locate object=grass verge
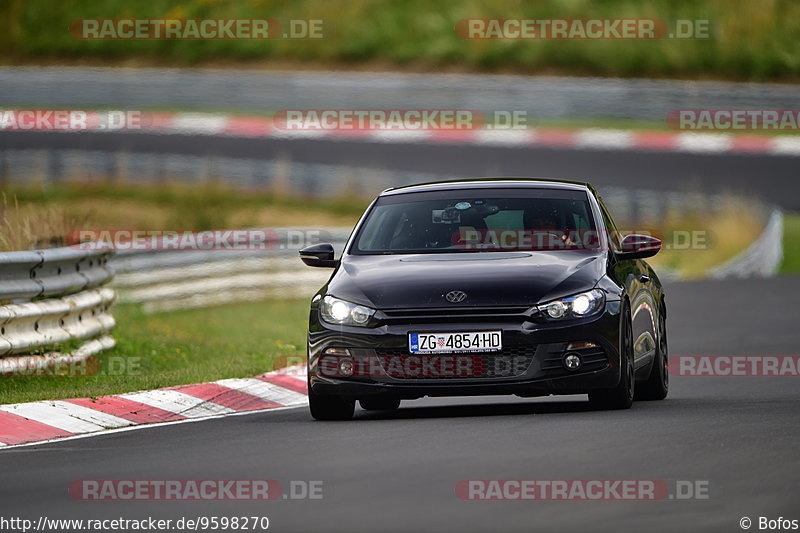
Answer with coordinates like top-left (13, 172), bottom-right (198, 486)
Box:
top-left (646, 196), bottom-right (765, 279)
top-left (780, 212), bottom-right (800, 273)
top-left (2, 181), bottom-right (365, 245)
top-left (0, 300), bottom-right (309, 405)
top-left (0, 194), bottom-right (90, 252)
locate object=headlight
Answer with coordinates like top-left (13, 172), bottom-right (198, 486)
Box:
top-left (538, 289), bottom-right (605, 320)
top-left (319, 295), bottom-right (376, 326)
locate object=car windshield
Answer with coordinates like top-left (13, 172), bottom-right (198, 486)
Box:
top-left (352, 188), bottom-right (599, 254)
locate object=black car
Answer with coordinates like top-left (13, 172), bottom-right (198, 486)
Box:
top-left (300, 178), bottom-right (668, 420)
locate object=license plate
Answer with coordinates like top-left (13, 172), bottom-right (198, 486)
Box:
top-left (409, 331), bottom-right (502, 354)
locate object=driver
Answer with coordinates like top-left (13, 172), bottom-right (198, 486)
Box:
top-left (525, 208), bottom-right (575, 249)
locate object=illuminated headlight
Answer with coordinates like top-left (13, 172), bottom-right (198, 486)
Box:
top-left (538, 289), bottom-right (605, 320)
top-left (320, 296), bottom-right (376, 326)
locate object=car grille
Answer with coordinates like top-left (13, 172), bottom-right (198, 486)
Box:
top-left (374, 343), bottom-right (535, 380)
top-left (379, 306), bottom-right (531, 324)
top-left (382, 306), bottom-right (530, 318)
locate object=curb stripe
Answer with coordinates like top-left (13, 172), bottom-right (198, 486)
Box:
top-left (120, 389), bottom-right (235, 418)
top-left (0, 401), bottom-right (133, 433)
top-left (575, 129), bottom-right (635, 150)
top-left (731, 135), bottom-right (773, 153)
top-left (223, 117), bottom-right (273, 137)
top-left (0, 365), bottom-right (309, 447)
top-left (170, 382), bottom-right (282, 412)
top-left (632, 132), bottom-right (679, 150)
top-left (220, 377), bottom-right (308, 406)
top-left (532, 129), bottom-right (579, 147)
top-left (676, 133), bottom-right (734, 153)
top-left (259, 373), bottom-right (308, 395)
top-left (0, 411), bottom-right (72, 445)
top-left (473, 129), bottom-right (533, 145)
top-left (0, 404), bottom-right (305, 450)
top-left (3, 111), bottom-right (798, 156)
top-left (771, 137), bottom-right (800, 155)
top-left (63, 396), bottom-right (186, 424)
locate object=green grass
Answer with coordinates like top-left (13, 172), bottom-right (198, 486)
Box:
top-left (780, 212), bottom-right (800, 273)
top-left (0, 300), bottom-right (310, 404)
top-left (1, 0), bottom-right (799, 81)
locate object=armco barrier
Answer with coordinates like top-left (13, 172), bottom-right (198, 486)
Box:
top-left (710, 209), bottom-right (784, 279)
top-left (0, 287), bottom-right (116, 355)
top-left (0, 247), bottom-right (113, 302)
top-left (109, 229), bottom-right (350, 312)
top-left (0, 247), bottom-right (116, 372)
top-left (0, 334), bottom-right (115, 376)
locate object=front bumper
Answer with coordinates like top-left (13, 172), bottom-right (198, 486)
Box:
top-left (308, 301), bottom-right (623, 399)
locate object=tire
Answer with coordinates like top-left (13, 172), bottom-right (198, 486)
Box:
top-left (308, 385), bottom-right (355, 421)
top-left (635, 310), bottom-right (669, 401)
top-left (589, 303), bottom-right (634, 410)
top-left (359, 397), bottom-right (401, 411)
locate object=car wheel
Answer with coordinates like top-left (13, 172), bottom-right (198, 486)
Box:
top-left (635, 310), bottom-right (669, 401)
top-left (359, 397), bottom-right (401, 411)
top-left (308, 384), bottom-right (355, 421)
top-left (589, 304), bottom-right (634, 410)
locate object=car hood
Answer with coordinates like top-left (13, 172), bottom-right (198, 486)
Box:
top-left (327, 251), bottom-right (607, 309)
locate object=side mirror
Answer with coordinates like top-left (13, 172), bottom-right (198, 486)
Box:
top-left (300, 243), bottom-right (339, 268)
top-left (617, 234), bottom-right (661, 259)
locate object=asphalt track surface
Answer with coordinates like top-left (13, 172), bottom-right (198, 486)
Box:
top-left (1, 276), bottom-right (798, 533)
top-left (3, 131), bottom-right (800, 209)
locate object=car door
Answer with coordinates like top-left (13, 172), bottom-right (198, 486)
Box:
top-left (597, 199), bottom-right (658, 371)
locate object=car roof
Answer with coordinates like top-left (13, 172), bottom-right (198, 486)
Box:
top-left (380, 177), bottom-right (593, 196)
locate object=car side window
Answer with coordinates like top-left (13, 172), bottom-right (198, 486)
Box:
top-left (598, 202), bottom-right (621, 250)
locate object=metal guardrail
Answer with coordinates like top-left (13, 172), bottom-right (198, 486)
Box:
top-left (0, 335), bottom-right (115, 376)
top-left (0, 247), bottom-right (114, 302)
top-left (109, 228), bottom-right (352, 272)
top-left (110, 231), bottom-right (350, 312)
top-left (710, 209), bottom-right (784, 279)
top-left (0, 246), bottom-right (116, 373)
top-left (0, 287), bottom-right (116, 355)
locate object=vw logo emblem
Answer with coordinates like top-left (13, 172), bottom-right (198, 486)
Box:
top-left (445, 290), bottom-right (468, 303)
